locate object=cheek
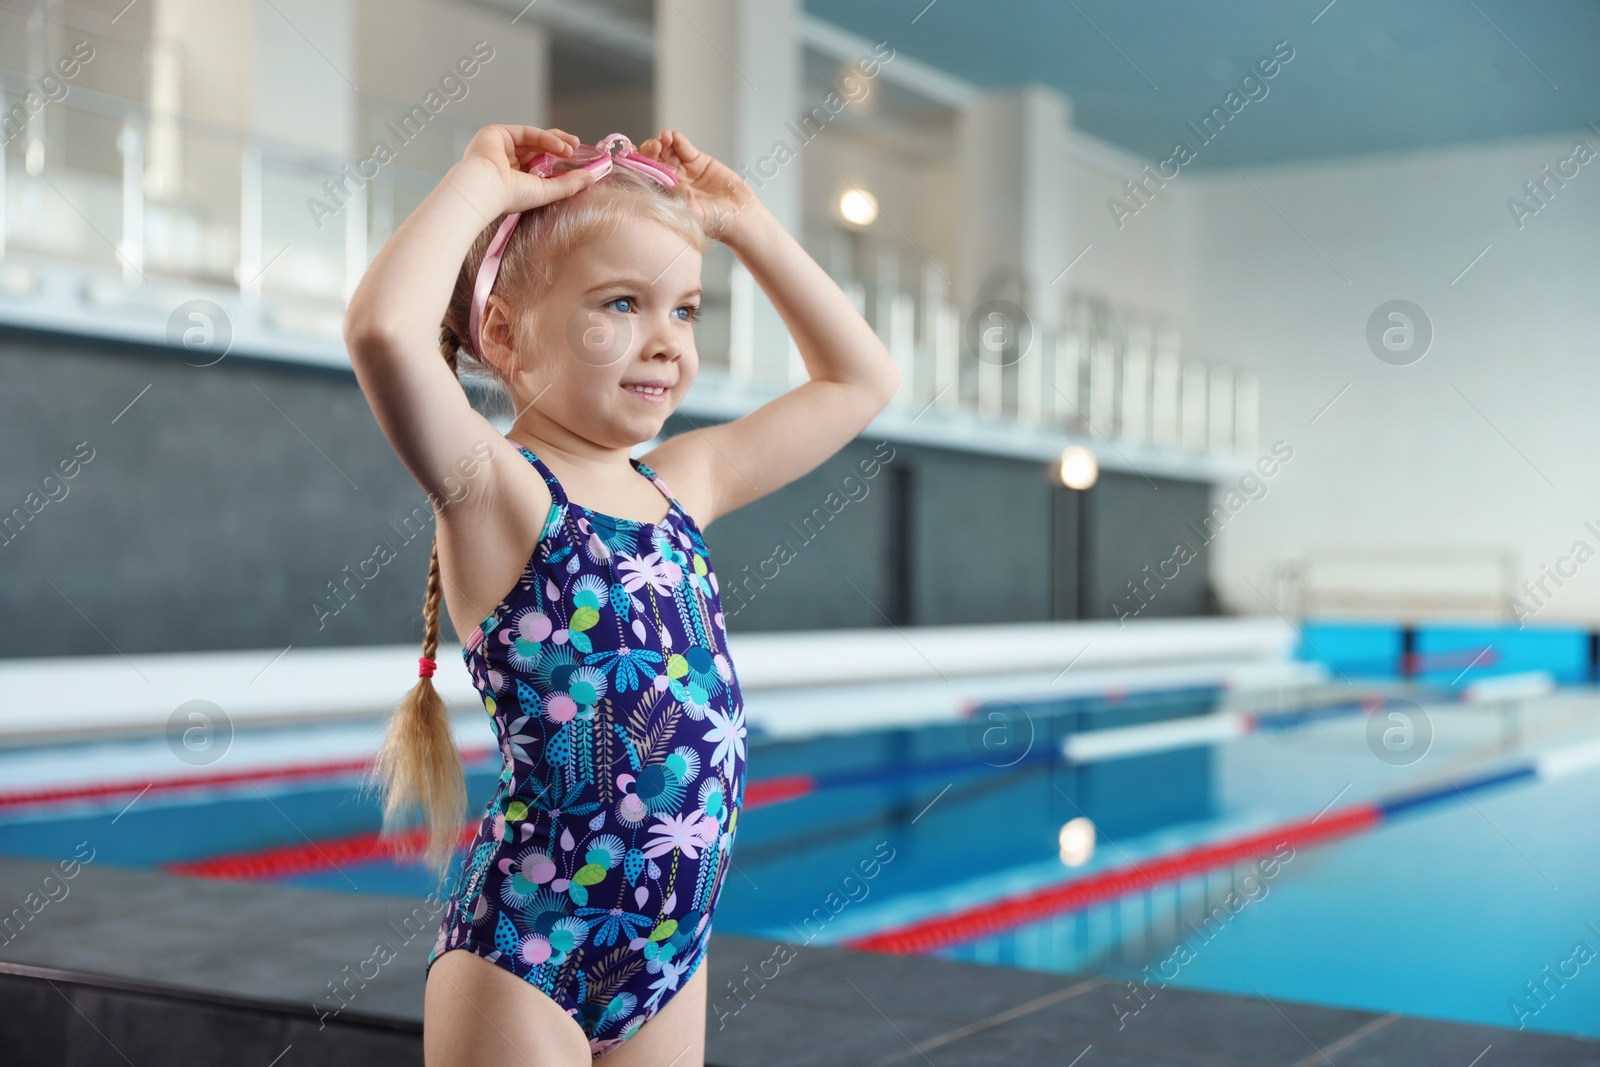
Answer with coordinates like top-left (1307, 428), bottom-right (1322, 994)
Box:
top-left (564, 308), bottom-right (636, 369)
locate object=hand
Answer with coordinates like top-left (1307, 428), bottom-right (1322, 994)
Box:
top-left (458, 124), bottom-right (597, 216)
top-left (638, 129), bottom-right (759, 242)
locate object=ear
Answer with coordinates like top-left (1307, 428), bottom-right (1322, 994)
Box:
top-left (479, 294), bottom-right (519, 372)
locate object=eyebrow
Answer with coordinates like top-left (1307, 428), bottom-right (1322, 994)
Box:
top-left (582, 280), bottom-right (703, 301)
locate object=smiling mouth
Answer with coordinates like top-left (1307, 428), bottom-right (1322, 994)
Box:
top-left (622, 383), bottom-right (671, 401)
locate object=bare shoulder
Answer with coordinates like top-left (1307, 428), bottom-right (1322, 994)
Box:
top-left (638, 430), bottom-right (726, 530)
top-left (433, 435), bottom-right (553, 645)
top-left (646, 381), bottom-right (896, 528)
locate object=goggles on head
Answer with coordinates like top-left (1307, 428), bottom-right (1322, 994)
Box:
top-left (468, 133), bottom-right (677, 363)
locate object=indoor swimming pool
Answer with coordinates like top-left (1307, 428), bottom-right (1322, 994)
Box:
top-left (2, 677), bottom-right (1596, 1040)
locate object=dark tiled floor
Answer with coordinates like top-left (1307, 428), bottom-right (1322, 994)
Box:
top-left (711, 940), bottom-right (1103, 1025)
top-left (0, 854), bottom-right (437, 1028)
top-left (3, 856), bottom-right (1598, 1066)
top-left (1320, 1015), bottom-right (1600, 1067)
top-left (968, 981), bottom-right (1384, 1063)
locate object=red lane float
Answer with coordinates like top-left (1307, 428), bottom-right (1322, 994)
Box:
top-left (0, 747), bottom-right (498, 813)
top-left (841, 805), bottom-right (1383, 955)
top-left (743, 772), bottom-right (815, 809)
top-left (845, 729), bottom-right (1596, 956)
top-left (166, 824), bottom-right (480, 881)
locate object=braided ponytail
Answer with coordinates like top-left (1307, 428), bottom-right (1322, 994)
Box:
top-left (361, 319), bottom-right (481, 885)
top-left (363, 158), bottom-right (711, 886)
top-left (365, 538), bottom-right (466, 885)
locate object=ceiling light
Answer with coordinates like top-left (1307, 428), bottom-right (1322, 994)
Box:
top-left (1059, 445), bottom-right (1098, 490)
top-left (839, 188), bottom-right (878, 227)
top-left (1059, 817), bottom-right (1096, 867)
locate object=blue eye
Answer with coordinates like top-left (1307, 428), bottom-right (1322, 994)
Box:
top-left (674, 304), bottom-right (702, 322)
top-left (606, 297), bottom-right (635, 314)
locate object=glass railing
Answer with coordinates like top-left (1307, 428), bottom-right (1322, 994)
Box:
top-left (1, 78), bottom-right (463, 338)
top-left (2, 81), bottom-right (1256, 457)
top-left (791, 220), bottom-right (1259, 456)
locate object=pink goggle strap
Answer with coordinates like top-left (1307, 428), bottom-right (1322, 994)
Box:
top-left (467, 133), bottom-right (677, 363)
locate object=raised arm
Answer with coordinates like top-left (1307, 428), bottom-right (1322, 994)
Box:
top-left (637, 130), bottom-right (901, 525)
top-left (342, 125), bottom-right (595, 504)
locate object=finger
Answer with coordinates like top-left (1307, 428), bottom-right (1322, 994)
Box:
top-left (666, 129), bottom-right (702, 162)
top-left (637, 137), bottom-right (661, 160)
top-left (493, 130), bottom-right (545, 170)
top-left (662, 129), bottom-right (710, 179)
top-left (515, 166), bottom-right (598, 208)
top-left (514, 141), bottom-right (557, 166)
top-left (641, 138), bottom-right (680, 173)
top-left (503, 125), bottom-right (576, 155)
top-left (655, 130), bottom-right (685, 169)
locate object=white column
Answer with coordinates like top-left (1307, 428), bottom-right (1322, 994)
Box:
top-left (354, 0), bottom-right (551, 132)
top-left (655, 0), bottom-right (802, 388)
top-left (0, 90), bottom-right (6, 260)
top-left (117, 120), bottom-right (145, 285)
top-left (249, 0), bottom-right (355, 159)
top-left (152, 0), bottom-right (356, 298)
top-left (955, 84), bottom-right (1072, 415)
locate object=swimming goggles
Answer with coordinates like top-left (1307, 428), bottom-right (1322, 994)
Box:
top-left (468, 132), bottom-right (677, 363)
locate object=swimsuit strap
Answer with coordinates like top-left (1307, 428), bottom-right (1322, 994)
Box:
top-left (629, 458), bottom-right (678, 508)
top-left (509, 438), bottom-right (679, 515)
top-left (510, 444), bottom-right (570, 507)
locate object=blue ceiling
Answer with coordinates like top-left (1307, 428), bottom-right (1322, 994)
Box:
top-left (804, 0), bottom-right (1600, 168)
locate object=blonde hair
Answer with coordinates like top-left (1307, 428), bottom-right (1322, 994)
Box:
top-left (366, 160), bottom-right (710, 885)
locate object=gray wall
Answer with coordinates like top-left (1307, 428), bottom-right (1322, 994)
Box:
top-left (2, 329), bottom-right (440, 657)
top-left (1, 329), bottom-right (1218, 657)
top-left (1079, 472), bottom-right (1217, 622)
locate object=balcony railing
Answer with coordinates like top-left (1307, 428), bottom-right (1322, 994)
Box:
top-left (2, 80), bottom-right (1256, 460)
top-left (792, 221), bottom-right (1259, 458)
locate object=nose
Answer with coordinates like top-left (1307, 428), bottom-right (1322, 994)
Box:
top-left (639, 313), bottom-right (687, 366)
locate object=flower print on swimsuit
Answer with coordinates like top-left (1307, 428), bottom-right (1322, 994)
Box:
top-left (585, 644), bottom-right (663, 694)
top-left (583, 512), bottom-right (642, 559)
top-left (643, 809), bottom-right (719, 860)
top-left (505, 607), bottom-right (553, 674)
top-left (566, 574), bottom-right (609, 655)
top-left (616, 547), bottom-right (677, 597)
top-left (575, 901), bottom-right (653, 947)
top-left (433, 443), bottom-right (746, 1054)
top-left (653, 526), bottom-right (689, 571)
top-left (666, 643), bottom-right (725, 708)
top-left (643, 953), bottom-right (692, 1013)
top-left (702, 702), bottom-right (746, 781)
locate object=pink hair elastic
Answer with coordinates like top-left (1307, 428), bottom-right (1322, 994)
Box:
top-left (467, 132), bottom-right (677, 363)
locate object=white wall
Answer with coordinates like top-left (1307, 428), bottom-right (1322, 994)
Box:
top-left (803, 127), bottom-right (959, 282)
top-left (1171, 130), bottom-right (1600, 621)
top-left (356, 0), bottom-right (550, 170)
top-left (1063, 130), bottom-right (1187, 320)
top-left (253, 0), bottom-right (356, 157)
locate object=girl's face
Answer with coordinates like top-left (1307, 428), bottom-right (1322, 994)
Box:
top-left (508, 214), bottom-right (704, 448)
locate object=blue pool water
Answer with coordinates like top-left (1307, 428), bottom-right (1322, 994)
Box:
top-left (3, 682), bottom-right (1597, 1041)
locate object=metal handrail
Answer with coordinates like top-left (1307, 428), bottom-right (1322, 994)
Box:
top-left (1270, 548), bottom-right (1519, 621)
top-left (4, 78), bottom-right (1260, 458)
top-left (0, 62), bottom-right (473, 193)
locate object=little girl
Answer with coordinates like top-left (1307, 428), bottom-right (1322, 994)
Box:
top-left (342, 124), bottom-right (898, 1066)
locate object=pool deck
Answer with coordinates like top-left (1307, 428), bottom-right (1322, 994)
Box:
top-left (1, 855), bottom-right (1595, 1066)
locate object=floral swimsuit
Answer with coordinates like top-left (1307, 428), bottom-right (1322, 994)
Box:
top-left (428, 441), bottom-right (748, 1057)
